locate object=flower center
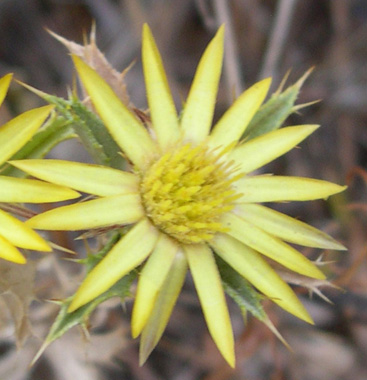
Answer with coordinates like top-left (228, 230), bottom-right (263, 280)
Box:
top-left (140, 143), bottom-right (241, 244)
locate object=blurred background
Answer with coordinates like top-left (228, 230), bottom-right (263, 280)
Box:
top-left (0, 0), bottom-right (366, 379)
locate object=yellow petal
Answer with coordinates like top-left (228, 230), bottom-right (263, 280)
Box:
top-left (184, 244), bottom-right (235, 368)
top-left (0, 177), bottom-right (80, 203)
top-left (209, 78), bottom-right (271, 148)
top-left (230, 125), bottom-right (319, 173)
top-left (139, 250), bottom-right (187, 365)
top-left (10, 159), bottom-right (139, 196)
top-left (72, 56), bottom-right (157, 169)
top-left (142, 24), bottom-right (179, 150)
top-left (236, 204), bottom-right (346, 250)
top-left (211, 233), bottom-right (313, 324)
top-left (0, 209), bottom-right (50, 251)
top-left (223, 212), bottom-right (325, 279)
top-left (181, 26), bottom-right (224, 144)
top-left (0, 235), bottom-right (26, 264)
top-left (0, 73), bottom-right (12, 108)
top-left (69, 219), bottom-right (159, 312)
top-left (235, 175), bottom-right (347, 203)
top-left (132, 234), bottom-right (179, 338)
top-left (27, 193), bottom-right (143, 231)
top-left (0, 105), bottom-right (54, 165)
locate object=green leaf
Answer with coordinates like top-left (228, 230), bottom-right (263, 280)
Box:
top-left (243, 70), bottom-right (312, 141)
top-left (1, 114), bottom-right (75, 178)
top-left (21, 85), bottom-right (126, 169)
top-left (216, 255), bottom-right (292, 349)
top-left (66, 95), bottom-right (126, 169)
top-left (215, 255), bottom-right (266, 321)
top-left (77, 231), bottom-right (122, 272)
top-left (32, 232), bottom-right (136, 365)
top-left (47, 94), bottom-right (125, 169)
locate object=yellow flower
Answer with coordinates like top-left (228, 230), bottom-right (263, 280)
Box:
top-left (0, 74), bottom-right (80, 264)
top-left (11, 25), bottom-right (346, 366)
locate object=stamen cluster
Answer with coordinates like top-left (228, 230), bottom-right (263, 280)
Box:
top-left (140, 144), bottom-right (241, 244)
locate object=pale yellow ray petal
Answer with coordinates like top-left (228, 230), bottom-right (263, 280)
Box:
top-left (0, 73), bottom-right (12, 108)
top-left (230, 125), bottom-right (319, 173)
top-left (72, 56), bottom-right (157, 169)
top-left (0, 235), bottom-right (26, 264)
top-left (235, 175), bottom-right (347, 203)
top-left (236, 204), bottom-right (346, 250)
top-left (184, 244), bottom-right (235, 368)
top-left (10, 159), bottom-right (139, 196)
top-left (27, 193), bottom-right (143, 231)
top-left (209, 78), bottom-right (271, 148)
top-left (139, 250), bottom-right (187, 365)
top-left (0, 209), bottom-right (50, 251)
top-left (223, 212), bottom-right (325, 279)
top-left (0, 177), bottom-right (80, 203)
top-left (180, 26), bottom-right (224, 144)
top-left (132, 234), bottom-right (179, 338)
top-left (0, 105), bottom-right (54, 165)
top-left (142, 24), bottom-right (179, 150)
top-left (210, 233), bottom-right (313, 323)
top-left (69, 219), bottom-right (159, 311)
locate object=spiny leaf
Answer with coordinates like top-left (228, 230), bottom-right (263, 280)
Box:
top-left (32, 271), bottom-right (135, 366)
top-left (215, 255), bottom-right (266, 321)
top-left (32, 233), bottom-right (136, 365)
top-left (1, 114), bottom-right (75, 178)
top-left (77, 232), bottom-right (122, 272)
top-left (276, 266), bottom-right (341, 304)
top-left (21, 84), bottom-right (125, 169)
top-left (67, 95), bottom-right (126, 169)
top-left (243, 69), bottom-right (313, 141)
top-left (216, 256), bottom-right (290, 349)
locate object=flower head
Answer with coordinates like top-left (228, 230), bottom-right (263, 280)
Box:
top-left (12, 25), bottom-right (346, 366)
top-left (0, 74), bottom-right (80, 264)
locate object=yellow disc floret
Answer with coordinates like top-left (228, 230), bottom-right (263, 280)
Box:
top-left (140, 143), bottom-right (242, 244)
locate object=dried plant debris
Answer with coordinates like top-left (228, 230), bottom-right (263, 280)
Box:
top-left (48, 26), bottom-right (131, 107)
top-left (0, 260), bottom-right (36, 347)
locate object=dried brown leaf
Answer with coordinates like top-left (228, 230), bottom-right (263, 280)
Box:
top-left (276, 268), bottom-right (341, 304)
top-left (48, 26), bottom-right (131, 107)
top-left (0, 260), bottom-right (36, 347)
